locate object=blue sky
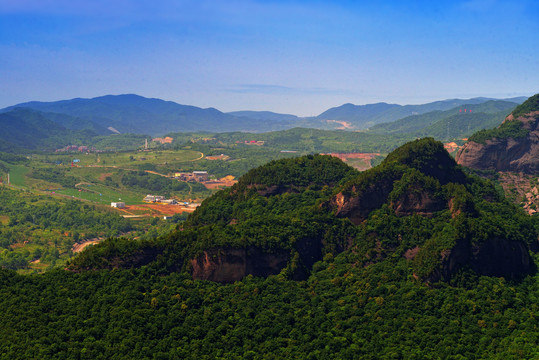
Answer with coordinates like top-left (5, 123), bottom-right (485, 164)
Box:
top-left (0, 0), bottom-right (537, 116)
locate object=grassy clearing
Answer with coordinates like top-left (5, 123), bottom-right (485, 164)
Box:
top-left (7, 165), bottom-right (29, 186)
top-left (34, 149), bottom-right (203, 168)
top-left (55, 186), bottom-right (145, 205)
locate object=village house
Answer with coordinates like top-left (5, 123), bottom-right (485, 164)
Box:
top-left (174, 171), bottom-right (209, 182)
top-left (193, 171), bottom-right (209, 182)
top-left (143, 195), bottom-right (166, 203)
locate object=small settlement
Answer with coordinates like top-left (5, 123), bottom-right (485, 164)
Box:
top-left (174, 171), bottom-right (209, 182)
top-left (109, 169), bottom-right (234, 216)
top-left (143, 195), bottom-right (179, 205)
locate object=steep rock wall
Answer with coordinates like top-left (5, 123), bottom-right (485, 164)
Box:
top-left (191, 247), bottom-right (289, 283)
top-left (330, 179), bottom-right (396, 225)
top-left (418, 237), bottom-right (534, 282)
top-left (391, 189), bottom-right (446, 217)
top-left (456, 112), bottom-right (539, 174)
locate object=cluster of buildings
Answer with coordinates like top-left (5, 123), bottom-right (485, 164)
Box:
top-left (143, 195), bottom-right (179, 205)
top-left (174, 171), bottom-right (209, 182)
top-left (152, 136), bottom-right (174, 144)
top-left (111, 197), bottom-right (199, 209)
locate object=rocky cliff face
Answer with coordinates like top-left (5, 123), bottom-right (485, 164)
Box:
top-left (330, 179), bottom-right (447, 223)
top-left (330, 178), bottom-right (397, 225)
top-left (414, 237), bottom-right (535, 282)
top-left (471, 237), bottom-right (534, 278)
top-left (391, 188), bottom-right (446, 217)
top-left (185, 138), bottom-right (537, 284)
top-left (190, 235), bottom-right (327, 283)
top-left (191, 247), bottom-right (289, 283)
top-left (325, 137), bottom-right (536, 283)
top-left (456, 111), bottom-right (539, 173)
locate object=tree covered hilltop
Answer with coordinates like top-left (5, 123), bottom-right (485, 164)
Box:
top-left (2, 138), bottom-right (539, 359)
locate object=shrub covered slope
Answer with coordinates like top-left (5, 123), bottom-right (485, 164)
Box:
top-left (2, 138), bottom-right (539, 359)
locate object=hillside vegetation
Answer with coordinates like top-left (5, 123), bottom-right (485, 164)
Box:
top-left (1, 138), bottom-right (539, 358)
top-left (3, 94), bottom-right (527, 136)
top-left (369, 100), bottom-right (517, 140)
top-left (0, 108), bottom-right (101, 152)
top-left (71, 138), bottom-right (537, 284)
top-left (511, 93), bottom-right (539, 118)
top-left (465, 94), bottom-right (539, 144)
top-left (468, 119), bottom-right (529, 144)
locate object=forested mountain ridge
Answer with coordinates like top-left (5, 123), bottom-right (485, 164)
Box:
top-left (316, 97), bottom-right (526, 130)
top-left (2, 94), bottom-right (294, 135)
top-left (226, 110), bottom-right (299, 122)
top-left (70, 138), bottom-right (537, 284)
top-left (327, 138), bottom-right (536, 281)
top-left (3, 137), bottom-right (539, 359)
top-left (0, 108), bottom-right (101, 152)
top-left (368, 100), bottom-right (518, 138)
top-left (2, 94), bottom-right (528, 135)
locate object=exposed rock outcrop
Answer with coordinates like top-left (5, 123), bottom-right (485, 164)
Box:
top-left (441, 238), bottom-right (533, 281)
top-left (391, 189), bottom-right (446, 217)
top-left (456, 110), bottom-right (539, 174)
top-left (190, 235), bottom-right (328, 283)
top-left (191, 247), bottom-right (289, 283)
top-left (330, 177), bottom-right (397, 225)
top-left (407, 236), bottom-right (535, 283)
top-left (330, 176), bottom-right (447, 223)
top-left (471, 237), bottom-right (534, 278)
top-left (326, 137), bottom-right (536, 283)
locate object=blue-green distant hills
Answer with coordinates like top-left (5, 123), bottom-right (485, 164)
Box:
top-left (3, 94), bottom-right (269, 135)
top-left (0, 94), bottom-right (528, 151)
top-left (0, 108), bottom-right (103, 152)
top-left (314, 97), bottom-right (526, 130)
top-left (368, 100), bottom-right (519, 139)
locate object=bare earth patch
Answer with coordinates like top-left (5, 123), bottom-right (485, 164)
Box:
top-left (142, 204), bottom-right (196, 215)
top-left (326, 120), bottom-right (353, 130)
top-left (98, 172), bottom-right (113, 181)
top-left (121, 204), bottom-right (198, 216)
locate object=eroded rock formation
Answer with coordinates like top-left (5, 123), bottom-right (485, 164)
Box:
top-left (191, 247), bottom-right (289, 283)
top-left (456, 111), bottom-right (539, 174)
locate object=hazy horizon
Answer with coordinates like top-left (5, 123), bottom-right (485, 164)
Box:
top-left (1, 0), bottom-right (537, 116)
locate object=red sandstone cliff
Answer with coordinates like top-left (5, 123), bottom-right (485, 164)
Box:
top-left (456, 111), bottom-right (539, 173)
top-left (191, 247), bottom-right (289, 283)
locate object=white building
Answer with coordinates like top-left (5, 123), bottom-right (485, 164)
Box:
top-left (143, 195), bottom-right (166, 203)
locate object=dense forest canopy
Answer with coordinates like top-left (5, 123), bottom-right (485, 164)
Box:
top-left (1, 137), bottom-right (539, 358)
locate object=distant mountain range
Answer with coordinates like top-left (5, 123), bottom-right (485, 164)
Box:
top-left (314, 97), bottom-right (527, 130)
top-left (227, 110), bottom-right (299, 123)
top-left (0, 108), bottom-right (101, 153)
top-left (368, 100), bottom-right (519, 139)
top-left (0, 94), bottom-right (528, 151)
top-left (2, 94), bottom-right (271, 135)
